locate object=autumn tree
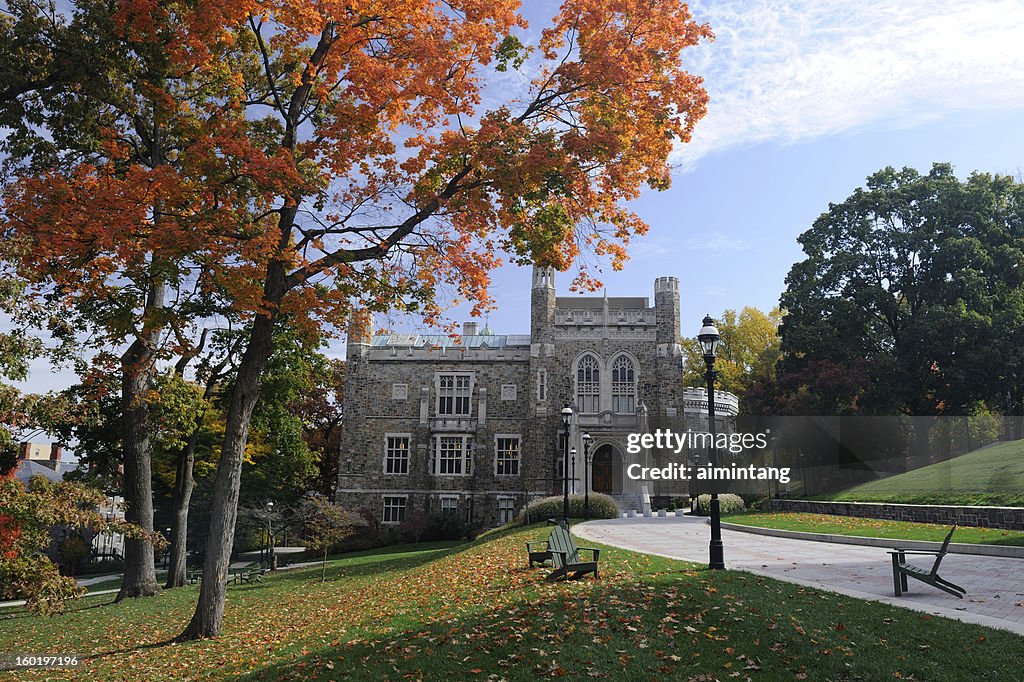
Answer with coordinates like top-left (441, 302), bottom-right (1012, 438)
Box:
top-left (1, 0), bottom-right (253, 599)
top-left (298, 494), bottom-right (364, 582)
top-left (682, 306), bottom-right (782, 406)
top-left (4, 0), bottom-right (713, 638)
top-left (0, 474), bottom-right (150, 614)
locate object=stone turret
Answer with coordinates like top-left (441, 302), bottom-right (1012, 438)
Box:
top-left (531, 265), bottom-right (556, 344)
top-left (346, 308), bottom-right (373, 361)
top-left (654, 277), bottom-right (680, 344)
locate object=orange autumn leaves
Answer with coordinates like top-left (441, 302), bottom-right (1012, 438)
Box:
top-left (4, 0), bottom-right (712, 335)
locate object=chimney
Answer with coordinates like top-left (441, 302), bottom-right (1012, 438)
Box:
top-left (50, 444), bottom-right (62, 462)
top-left (19, 442), bottom-right (30, 460)
top-left (463, 321), bottom-right (479, 336)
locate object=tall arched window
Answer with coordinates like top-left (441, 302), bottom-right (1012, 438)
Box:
top-left (611, 355), bottom-right (636, 414)
top-left (576, 355), bottom-right (601, 413)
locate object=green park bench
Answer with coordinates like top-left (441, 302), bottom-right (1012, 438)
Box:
top-left (887, 525), bottom-right (966, 599)
top-left (545, 525), bottom-right (601, 582)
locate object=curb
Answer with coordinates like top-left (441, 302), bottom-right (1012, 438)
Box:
top-left (720, 522), bottom-right (1024, 558)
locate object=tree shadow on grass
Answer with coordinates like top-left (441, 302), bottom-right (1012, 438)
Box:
top-left (267, 546), bottom-right (459, 585)
top-left (232, 566), bottom-right (1024, 682)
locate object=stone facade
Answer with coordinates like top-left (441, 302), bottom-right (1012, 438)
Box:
top-left (336, 267), bottom-right (738, 528)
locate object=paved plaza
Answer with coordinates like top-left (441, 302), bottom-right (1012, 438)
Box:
top-left (574, 516), bottom-right (1024, 635)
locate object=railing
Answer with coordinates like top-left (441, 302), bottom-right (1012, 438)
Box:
top-left (429, 416), bottom-right (477, 432)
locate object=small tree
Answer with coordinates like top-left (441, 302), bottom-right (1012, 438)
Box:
top-left (0, 474), bottom-right (152, 614)
top-left (299, 495), bottom-right (365, 582)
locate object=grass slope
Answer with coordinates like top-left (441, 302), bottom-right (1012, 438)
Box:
top-left (725, 512), bottom-right (1024, 546)
top-left (1, 527), bottom-right (1021, 680)
top-left (830, 440), bottom-right (1024, 506)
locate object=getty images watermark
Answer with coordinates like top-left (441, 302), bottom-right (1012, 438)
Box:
top-left (624, 429), bottom-right (791, 484)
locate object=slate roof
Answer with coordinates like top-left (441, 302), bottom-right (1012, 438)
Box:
top-left (14, 459), bottom-right (80, 485)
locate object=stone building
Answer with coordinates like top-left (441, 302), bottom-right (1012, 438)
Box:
top-left (335, 267), bottom-right (739, 528)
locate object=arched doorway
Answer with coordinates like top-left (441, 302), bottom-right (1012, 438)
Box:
top-left (592, 445), bottom-right (614, 493)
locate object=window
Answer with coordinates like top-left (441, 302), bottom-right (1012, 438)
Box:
top-left (384, 435), bottom-right (410, 474)
top-left (537, 369), bottom-right (547, 402)
top-left (495, 436), bottom-right (521, 476)
top-left (434, 435), bottom-right (472, 475)
top-left (382, 496), bottom-right (406, 524)
top-left (576, 354), bottom-right (601, 413)
top-left (440, 496), bottom-right (459, 514)
top-left (498, 498), bottom-right (515, 525)
top-left (611, 355), bottom-right (637, 414)
top-left (437, 373), bottom-right (472, 415)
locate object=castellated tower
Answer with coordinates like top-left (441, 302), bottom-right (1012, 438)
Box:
top-left (531, 265), bottom-right (556, 344)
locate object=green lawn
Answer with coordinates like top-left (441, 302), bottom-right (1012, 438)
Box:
top-left (1, 526), bottom-right (1021, 680)
top-left (827, 440), bottom-right (1024, 506)
top-left (725, 512), bottom-right (1024, 546)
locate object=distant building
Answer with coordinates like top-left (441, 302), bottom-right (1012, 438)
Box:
top-left (336, 267), bottom-right (739, 528)
top-left (14, 442), bottom-right (78, 485)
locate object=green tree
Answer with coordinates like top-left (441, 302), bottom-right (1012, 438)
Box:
top-left (778, 163), bottom-right (1024, 462)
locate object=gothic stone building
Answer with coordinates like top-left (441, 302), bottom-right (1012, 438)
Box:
top-left (336, 267), bottom-right (739, 528)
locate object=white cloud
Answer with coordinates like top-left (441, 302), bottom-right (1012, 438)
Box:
top-left (673, 0), bottom-right (1024, 168)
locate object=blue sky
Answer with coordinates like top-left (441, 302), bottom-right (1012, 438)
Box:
top-left (13, 0), bottom-right (1024, 391)
top-left (380, 0), bottom-right (1024, 341)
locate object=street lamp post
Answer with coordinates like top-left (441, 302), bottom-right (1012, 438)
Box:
top-left (582, 433), bottom-right (592, 519)
top-left (560, 402), bottom-right (573, 526)
top-left (698, 314), bottom-right (725, 570)
top-left (570, 448), bottom-right (577, 495)
top-left (266, 501), bottom-right (276, 571)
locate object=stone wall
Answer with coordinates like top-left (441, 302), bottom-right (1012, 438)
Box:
top-left (769, 499), bottom-right (1024, 531)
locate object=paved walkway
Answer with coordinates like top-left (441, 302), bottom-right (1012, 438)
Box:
top-left (574, 516), bottom-right (1024, 636)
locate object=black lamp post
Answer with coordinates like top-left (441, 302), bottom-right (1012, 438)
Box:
top-left (699, 314), bottom-right (725, 570)
top-left (570, 447), bottom-right (577, 495)
top-left (582, 433), bottom-right (592, 519)
top-left (266, 501), bottom-right (276, 571)
top-left (560, 402), bottom-right (573, 525)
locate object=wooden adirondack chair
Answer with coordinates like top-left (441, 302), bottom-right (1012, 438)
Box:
top-left (545, 525), bottom-right (600, 581)
top-left (887, 525), bottom-right (966, 598)
top-left (526, 537), bottom-right (552, 567)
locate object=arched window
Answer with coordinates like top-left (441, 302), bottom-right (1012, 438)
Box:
top-left (575, 354), bottom-right (601, 413)
top-left (611, 355), bottom-right (636, 414)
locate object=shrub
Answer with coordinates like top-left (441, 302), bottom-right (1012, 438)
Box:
top-left (424, 512), bottom-right (469, 541)
top-left (694, 493), bottom-right (745, 516)
top-left (517, 493), bottom-right (619, 523)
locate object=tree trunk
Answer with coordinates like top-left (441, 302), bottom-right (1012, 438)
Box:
top-left (115, 281), bottom-right (165, 601)
top-left (178, 309), bottom-right (278, 639)
top-left (116, 348), bottom-right (161, 600)
top-left (165, 429), bottom-right (198, 589)
top-left (322, 549), bottom-right (327, 583)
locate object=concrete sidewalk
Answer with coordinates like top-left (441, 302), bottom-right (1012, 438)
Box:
top-left (574, 517), bottom-right (1024, 636)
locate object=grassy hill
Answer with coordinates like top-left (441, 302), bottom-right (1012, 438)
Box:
top-left (830, 440), bottom-right (1024, 506)
top-left (2, 525), bottom-right (1022, 680)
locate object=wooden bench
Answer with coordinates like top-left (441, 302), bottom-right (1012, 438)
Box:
top-left (545, 525), bottom-right (600, 581)
top-left (526, 538), bottom-right (552, 567)
top-left (887, 525), bottom-right (965, 599)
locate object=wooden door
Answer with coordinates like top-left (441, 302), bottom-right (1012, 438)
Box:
top-left (592, 446), bottom-right (613, 493)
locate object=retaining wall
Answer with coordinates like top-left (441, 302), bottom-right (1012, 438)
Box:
top-left (769, 499), bottom-right (1024, 531)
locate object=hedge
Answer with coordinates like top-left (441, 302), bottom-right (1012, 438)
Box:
top-left (694, 493), bottom-right (746, 516)
top-left (518, 493), bottom-right (619, 522)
